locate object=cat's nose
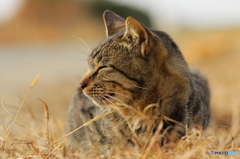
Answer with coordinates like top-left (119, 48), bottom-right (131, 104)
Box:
top-left (79, 70), bottom-right (91, 90)
top-left (79, 82), bottom-right (88, 89)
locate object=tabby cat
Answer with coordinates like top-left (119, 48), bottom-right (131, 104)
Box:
top-left (67, 10), bottom-right (210, 157)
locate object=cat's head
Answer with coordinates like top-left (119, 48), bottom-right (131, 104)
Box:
top-left (79, 10), bottom-right (188, 113)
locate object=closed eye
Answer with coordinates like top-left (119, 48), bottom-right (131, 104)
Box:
top-left (98, 66), bottom-right (107, 70)
top-left (91, 66), bottom-right (107, 78)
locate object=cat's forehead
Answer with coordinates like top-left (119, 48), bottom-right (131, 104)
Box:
top-left (88, 34), bottom-right (124, 67)
top-left (91, 33), bottom-right (120, 56)
top-left (90, 30), bottom-right (126, 56)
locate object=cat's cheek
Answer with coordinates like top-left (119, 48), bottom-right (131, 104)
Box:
top-left (104, 83), bottom-right (132, 105)
top-left (81, 89), bottom-right (92, 101)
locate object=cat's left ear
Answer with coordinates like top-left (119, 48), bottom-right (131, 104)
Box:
top-left (103, 10), bottom-right (125, 37)
top-left (123, 17), bottom-right (153, 56)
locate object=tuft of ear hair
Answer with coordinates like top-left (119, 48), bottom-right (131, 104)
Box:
top-left (124, 17), bottom-right (153, 56)
top-left (103, 10), bottom-right (125, 37)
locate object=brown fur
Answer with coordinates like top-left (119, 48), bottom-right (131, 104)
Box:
top-left (67, 10), bottom-right (211, 157)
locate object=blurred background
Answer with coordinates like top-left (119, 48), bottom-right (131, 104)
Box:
top-left (0, 0), bottom-right (240, 134)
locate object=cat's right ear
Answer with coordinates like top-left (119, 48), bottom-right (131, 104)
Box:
top-left (103, 10), bottom-right (125, 37)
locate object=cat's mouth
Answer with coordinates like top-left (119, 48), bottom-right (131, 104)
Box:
top-left (88, 92), bottom-right (116, 107)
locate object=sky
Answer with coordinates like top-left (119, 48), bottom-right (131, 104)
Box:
top-left (0, 0), bottom-right (23, 23)
top-left (1, 0), bottom-right (240, 30)
top-left (115, 0), bottom-right (240, 30)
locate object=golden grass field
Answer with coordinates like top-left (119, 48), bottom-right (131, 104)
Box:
top-left (1, 30), bottom-right (240, 158)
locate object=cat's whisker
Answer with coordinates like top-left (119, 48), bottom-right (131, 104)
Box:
top-left (75, 44), bottom-right (90, 59)
top-left (97, 93), bottom-right (127, 114)
top-left (94, 96), bottom-right (112, 116)
top-left (104, 89), bottom-right (154, 119)
top-left (72, 35), bottom-right (91, 52)
top-left (104, 89), bottom-right (139, 107)
top-left (88, 87), bottom-right (134, 112)
top-left (92, 91), bottom-right (118, 112)
top-left (132, 84), bottom-right (148, 90)
top-left (96, 95), bottom-right (121, 114)
top-left (104, 94), bottom-right (135, 116)
top-left (101, 96), bottom-right (122, 112)
top-left (95, 96), bottom-right (106, 106)
top-left (101, 95), bottom-right (139, 139)
top-left (96, 96), bottom-right (114, 112)
top-left (100, 95), bottom-right (140, 136)
top-left (78, 43), bottom-right (91, 55)
top-left (104, 87), bottom-right (158, 119)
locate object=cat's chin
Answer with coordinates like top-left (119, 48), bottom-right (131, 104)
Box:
top-left (89, 96), bottom-right (133, 111)
top-left (91, 97), bottom-right (123, 108)
top-left (92, 99), bottom-right (108, 107)
top-left (89, 97), bottom-right (112, 107)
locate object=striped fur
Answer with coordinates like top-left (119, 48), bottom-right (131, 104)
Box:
top-left (67, 10), bottom-right (211, 157)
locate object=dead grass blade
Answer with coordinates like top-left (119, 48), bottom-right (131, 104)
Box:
top-left (1, 97), bottom-right (40, 138)
top-left (45, 143), bottom-right (63, 159)
top-left (51, 109), bottom-right (114, 146)
top-left (163, 116), bottom-right (185, 129)
top-left (0, 74), bottom-right (40, 149)
top-left (38, 99), bottom-right (50, 143)
top-left (141, 120), bottom-right (164, 159)
top-left (216, 125), bottom-right (235, 149)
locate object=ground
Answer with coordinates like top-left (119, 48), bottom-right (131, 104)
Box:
top-left (0, 30), bottom-right (240, 158)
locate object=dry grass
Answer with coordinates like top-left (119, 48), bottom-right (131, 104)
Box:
top-left (1, 31), bottom-right (240, 158)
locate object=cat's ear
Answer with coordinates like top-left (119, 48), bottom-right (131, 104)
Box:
top-left (124, 17), bottom-right (153, 56)
top-left (103, 10), bottom-right (125, 37)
